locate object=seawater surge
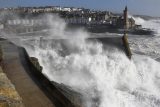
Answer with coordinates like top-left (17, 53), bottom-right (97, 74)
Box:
top-left (20, 15), bottom-right (160, 107)
top-left (23, 37), bottom-right (160, 107)
top-left (132, 16), bottom-right (160, 36)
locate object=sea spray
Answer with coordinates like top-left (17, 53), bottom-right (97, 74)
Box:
top-left (23, 37), bottom-right (160, 107)
top-left (132, 16), bottom-right (160, 35)
top-left (21, 15), bottom-right (160, 107)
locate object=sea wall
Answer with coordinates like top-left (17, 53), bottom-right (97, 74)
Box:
top-left (20, 47), bottom-right (83, 107)
top-left (0, 44), bottom-right (24, 107)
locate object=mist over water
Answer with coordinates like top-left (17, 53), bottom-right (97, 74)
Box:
top-left (132, 16), bottom-right (160, 35)
top-left (20, 15), bottom-right (160, 107)
top-left (24, 37), bottom-right (160, 107)
top-left (128, 16), bottom-right (160, 60)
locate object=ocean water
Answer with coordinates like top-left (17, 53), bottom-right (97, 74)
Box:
top-left (14, 15), bottom-right (160, 107)
top-left (129, 16), bottom-right (160, 60)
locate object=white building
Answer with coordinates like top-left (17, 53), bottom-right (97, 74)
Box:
top-left (54, 6), bottom-right (62, 11)
top-left (62, 7), bottom-right (71, 12)
top-left (32, 8), bottom-right (44, 13)
top-left (71, 8), bottom-right (79, 11)
top-left (44, 7), bottom-right (54, 12)
top-left (7, 19), bottom-right (45, 26)
top-left (65, 17), bottom-right (89, 24)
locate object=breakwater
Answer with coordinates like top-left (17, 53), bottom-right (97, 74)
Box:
top-left (0, 38), bottom-right (85, 107)
top-left (0, 39), bottom-right (24, 107)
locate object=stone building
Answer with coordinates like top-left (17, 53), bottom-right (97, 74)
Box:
top-left (123, 6), bottom-right (129, 29)
top-left (116, 6), bottom-right (136, 29)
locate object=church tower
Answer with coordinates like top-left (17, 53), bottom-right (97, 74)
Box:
top-left (122, 6), bottom-right (132, 59)
top-left (123, 6), bottom-right (129, 30)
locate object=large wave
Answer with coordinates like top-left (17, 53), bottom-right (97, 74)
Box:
top-left (21, 15), bottom-right (160, 107)
top-left (23, 37), bottom-right (160, 107)
top-left (132, 16), bottom-right (160, 35)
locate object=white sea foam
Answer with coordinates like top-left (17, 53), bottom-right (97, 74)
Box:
top-left (1, 11), bottom-right (160, 107)
top-left (23, 37), bottom-right (160, 107)
top-left (132, 16), bottom-right (160, 35)
top-left (21, 15), bottom-right (160, 107)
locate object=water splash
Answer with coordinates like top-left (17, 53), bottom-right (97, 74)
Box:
top-left (21, 14), bottom-right (160, 107)
top-left (132, 16), bottom-right (160, 35)
top-left (22, 36), bottom-right (160, 107)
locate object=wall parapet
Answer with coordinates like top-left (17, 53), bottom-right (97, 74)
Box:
top-left (21, 47), bottom-right (84, 107)
top-left (0, 45), bottom-right (24, 107)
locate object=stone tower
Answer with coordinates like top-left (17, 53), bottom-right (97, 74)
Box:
top-left (123, 6), bottom-right (129, 30)
top-left (122, 6), bottom-right (132, 59)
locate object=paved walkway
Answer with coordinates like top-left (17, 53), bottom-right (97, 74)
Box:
top-left (0, 39), bottom-right (55, 107)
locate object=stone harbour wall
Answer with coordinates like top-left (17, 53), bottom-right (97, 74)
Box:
top-left (0, 45), bottom-right (25, 107)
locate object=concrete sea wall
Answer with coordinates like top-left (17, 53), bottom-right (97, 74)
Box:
top-left (20, 47), bottom-right (83, 107)
top-left (0, 44), bottom-right (24, 107)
